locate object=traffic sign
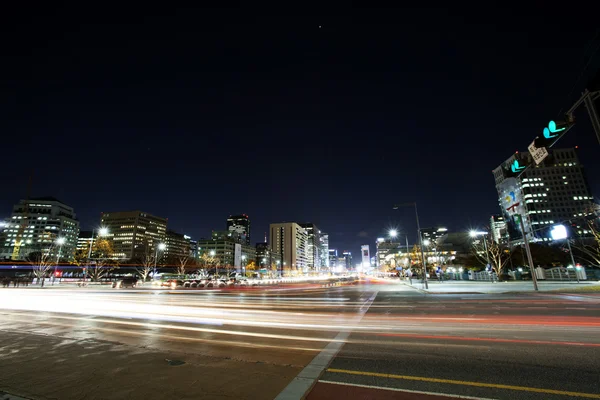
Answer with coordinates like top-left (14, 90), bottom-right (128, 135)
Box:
top-left (528, 140), bottom-right (548, 165)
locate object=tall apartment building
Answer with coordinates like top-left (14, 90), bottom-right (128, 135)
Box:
top-left (227, 214), bottom-right (251, 245)
top-left (0, 197), bottom-right (79, 261)
top-left (100, 211), bottom-right (167, 260)
top-left (269, 222), bottom-right (308, 273)
top-left (492, 148), bottom-right (595, 242)
top-left (299, 223), bottom-right (320, 271)
top-left (328, 249), bottom-right (338, 270)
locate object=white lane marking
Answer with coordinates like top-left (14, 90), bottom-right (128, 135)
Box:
top-left (317, 380), bottom-right (498, 400)
top-left (274, 292), bottom-right (378, 400)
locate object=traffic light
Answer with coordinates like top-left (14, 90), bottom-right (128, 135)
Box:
top-left (534, 119), bottom-right (574, 149)
top-left (504, 152), bottom-right (530, 178)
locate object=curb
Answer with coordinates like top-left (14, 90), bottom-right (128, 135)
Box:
top-left (0, 391), bottom-right (32, 400)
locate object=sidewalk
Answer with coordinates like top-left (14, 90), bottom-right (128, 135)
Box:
top-left (402, 279), bottom-right (600, 294)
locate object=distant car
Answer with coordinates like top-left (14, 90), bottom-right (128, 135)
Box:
top-left (113, 277), bottom-right (138, 289)
top-left (166, 279), bottom-right (184, 289)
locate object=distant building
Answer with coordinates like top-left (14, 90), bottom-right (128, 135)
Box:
top-left (328, 249), bottom-right (338, 270)
top-left (255, 242), bottom-right (282, 275)
top-left (490, 215), bottom-right (508, 243)
top-left (299, 223), bottom-right (320, 271)
top-left (197, 237), bottom-right (255, 273)
top-left (342, 251), bottom-right (352, 270)
top-left (420, 227), bottom-right (448, 246)
top-left (269, 222), bottom-right (308, 273)
top-left (376, 239), bottom-right (403, 268)
top-left (164, 230), bottom-right (192, 259)
top-left (319, 232), bottom-right (329, 269)
top-left (77, 230), bottom-right (93, 252)
top-left (100, 211), bottom-right (167, 260)
top-left (492, 147), bottom-right (595, 242)
top-left (1, 197), bottom-right (80, 261)
top-left (227, 214), bottom-right (251, 245)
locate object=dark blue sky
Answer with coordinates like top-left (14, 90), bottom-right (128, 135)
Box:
top-left (2, 4), bottom-right (600, 255)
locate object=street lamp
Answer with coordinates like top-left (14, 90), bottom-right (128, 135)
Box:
top-left (209, 250), bottom-right (216, 275)
top-left (393, 202), bottom-right (428, 289)
top-left (85, 227), bottom-right (109, 282)
top-left (551, 224), bottom-right (579, 283)
top-left (388, 229), bottom-right (398, 239)
top-left (469, 230), bottom-right (491, 269)
top-left (54, 237), bottom-right (66, 285)
top-left (241, 255), bottom-right (246, 276)
top-left (153, 242), bottom-right (166, 279)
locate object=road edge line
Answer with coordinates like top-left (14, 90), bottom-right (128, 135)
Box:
top-left (274, 291), bottom-right (378, 400)
top-left (316, 380), bottom-right (498, 400)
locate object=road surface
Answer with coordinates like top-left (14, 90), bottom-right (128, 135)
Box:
top-left (0, 279), bottom-right (599, 399)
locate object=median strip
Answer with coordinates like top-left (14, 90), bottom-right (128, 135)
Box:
top-left (326, 368), bottom-right (600, 399)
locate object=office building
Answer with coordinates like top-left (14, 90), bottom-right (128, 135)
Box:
top-left (1, 197), bottom-right (79, 261)
top-left (492, 147), bottom-right (595, 242)
top-left (490, 215), bottom-right (508, 244)
top-left (77, 230), bottom-right (93, 253)
top-left (328, 249), bottom-right (338, 270)
top-left (299, 223), bottom-right (320, 271)
top-left (269, 222), bottom-right (308, 273)
top-left (319, 232), bottom-right (329, 269)
top-left (255, 242), bottom-right (282, 274)
top-left (197, 237), bottom-right (255, 272)
top-left (100, 211), bottom-right (167, 260)
top-left (212, 230), bottom-right (246, 244)
top-left (342, 251), bottom-right (352, 270)
top-left (227, 214), bottom-right (251, 245)
top-left (164, 230), bottom-right (192, 259)
top-left (420, 227), bottom-right (448, 246)
top-left (376, 238), bottom-right (403, 268)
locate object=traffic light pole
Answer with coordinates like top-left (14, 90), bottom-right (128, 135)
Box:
top-left (566, 89), bottom-right (600, 146)
top-left (518, 215), bottom-right (538, 291)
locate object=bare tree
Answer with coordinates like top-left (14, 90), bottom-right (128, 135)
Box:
top-left (27, 250), bottom-right (56, 288)
top-left (135, 249), bottom-right (156, 283)
top-left (571, 220), bottom-right (600, 265)
top-left (177, 254), bottom-right (190, 276)
top-left (471, 235), bottom-right (510, 277)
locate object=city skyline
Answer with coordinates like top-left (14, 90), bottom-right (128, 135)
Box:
top-left (2, 5), bottom-right (600, 258)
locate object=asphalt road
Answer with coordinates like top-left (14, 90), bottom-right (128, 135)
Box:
top-left (0, 279), bottom-right (599, 399)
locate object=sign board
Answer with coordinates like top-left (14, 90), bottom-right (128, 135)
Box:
top-left (528, 140), bottom-right (548, 165)
top-left (361, 245), bottom-right (370, 267)
top-left (497, 177), bottom-right (525, 216)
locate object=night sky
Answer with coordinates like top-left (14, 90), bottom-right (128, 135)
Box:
top-left (2, 4), bottom-right (600, 256)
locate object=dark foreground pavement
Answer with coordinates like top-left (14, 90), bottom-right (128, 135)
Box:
top-left (1, 279), bottom-right (599, 399)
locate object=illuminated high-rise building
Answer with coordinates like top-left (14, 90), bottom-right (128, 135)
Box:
top-left (269, 222), bottom-right (308, 273)
top-left (100, 211), bottom-right (167, 260)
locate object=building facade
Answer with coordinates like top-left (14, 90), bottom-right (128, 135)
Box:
top-left (490, 215), bottom-right (508, 244)
top-left (299, 223), bottom-right (320, 271)
top-left (77, 230), bottom-right (93, 253)
top-left (227, 214), bottom-right (251, 245)
top-left (493, 148), bottom-right (595, 242)
top-left (100, 211), bottom-right (167, 260)
top-left (255, 242), bottom-right (282, 274)
top-left (328, 249), bottom-right (338, 270)
top-left (164, 230), bottom-right (192, 259)
top-left (1, 197), bottom-right (79, 261)
top-left (269, 222), bottom-right (308, 273)
top-left (319, 232), bottom-right (329, 269)
top-left (196, 237), bottom-right (255, 272)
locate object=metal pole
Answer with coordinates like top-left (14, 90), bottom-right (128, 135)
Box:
top-left (518, 215), bottom-right (538, 291)
top-left (85, 229), bottom-right (95, 283)
top-left (582, 90), bottom-right (600, 146)
top-left (53, 244), bottom-right (62, 285)
top-left (565, 237), bottom-right (579, 283)
top-left (153, 246), bottom-right (158, 279)
top-left (414, 203), bottom-right (428, 289)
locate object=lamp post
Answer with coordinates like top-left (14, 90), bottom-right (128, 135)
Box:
top-left (393, 203), bottom-right (428, 289)
top-left (469, 231), bottom-right (491, 268)
top-left (210, 250), bottom-right (216, 275)
top-left (241, 255), bottom-right (246, 276)
top-left (54, 237), bottom-right (66, 285)
top-left (551, 225), bottom-right (579, 283)
top-left (86, 227), bottom-right (108, 283)
top-left (154, 243), bottom-right (166, 279)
